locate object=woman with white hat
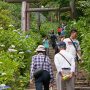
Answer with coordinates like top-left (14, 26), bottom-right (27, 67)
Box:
top-left (30, 45), bottom-right (54, 90)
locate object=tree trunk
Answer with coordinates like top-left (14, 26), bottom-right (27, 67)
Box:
top-left (70, 0), bottom-right (76, 19)
top-left (37, 4), bottom-right (41, 31)
top-left (58, 5), bottom-right (61, 24)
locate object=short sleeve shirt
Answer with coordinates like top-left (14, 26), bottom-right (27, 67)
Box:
top-left (63, 38), bottom-right (81, 58)
top-left (43, 39), bottom-right (49, 48)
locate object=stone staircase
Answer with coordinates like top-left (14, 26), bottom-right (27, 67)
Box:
top-left (28, 46), bottom-right (90, 90)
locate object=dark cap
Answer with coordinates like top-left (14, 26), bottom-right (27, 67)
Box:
top-left (58, 41), bottom-right (66, 48)
top-left (70, 28), bottom-right (78, 34)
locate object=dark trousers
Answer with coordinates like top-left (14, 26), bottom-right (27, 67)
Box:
top-left (52, 42), bottom-right (56, 49)
top-left (58, 32), bottom-right (61, 36)
top-left (45, 48), bottom-right (49, 56)
top-left (35, 70), bottom-right (50, 90)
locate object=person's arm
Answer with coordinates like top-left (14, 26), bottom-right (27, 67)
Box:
top-left (48, 57), bottom-right (54, 83)
top-left (54, 55), bottom-right (62, 73)
top-left (43, 39), bottom-right (45, 43)
top-left (77, 41), bottom-right (82, 60)
top-left (71, 56), bottom-right (75, 73)
top-left (70, 56), bottom-right (75, 76)
top-left (77, 50), bottom-right (82, 60)
top-left (30, 57), bottom-right (35, 81)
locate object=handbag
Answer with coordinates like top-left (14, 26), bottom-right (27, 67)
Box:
top-left (33, 68), bottom-right (43, 78)
top-left (33, 55), bottom-right (46, 78)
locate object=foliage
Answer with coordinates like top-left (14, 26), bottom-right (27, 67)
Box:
top-left (40, 22), bottom-right (59, 37)
top-left (0, 51), bottom-right (19, 89)
top-left (8, 4), bottom-right (21, 28)
top-left (40, 0), bottom-right (70, 7)
top-left (0, 1), bottom-right (13, 29)
top-left (0, 1), bottom-right (21, 29)
top-left (0, 27), bottom-right (42, 89)
top-left (66, 0), bottom-right (90, 75)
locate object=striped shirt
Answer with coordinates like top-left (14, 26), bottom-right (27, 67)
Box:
top-left (30, 53), bottom-right (54, 82)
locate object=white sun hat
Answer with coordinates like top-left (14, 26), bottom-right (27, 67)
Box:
top-left (36, 45), bottom-right (45, 52)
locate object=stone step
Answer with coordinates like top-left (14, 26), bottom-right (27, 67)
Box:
top-left (49, 51), bottom-right (55, 53)
top-left (49, 54), bottom-right (54, 55)
top-left (76, 81), bottom-right (89, 84)
top-left (29, 80), bottom-right (90, 89)
top-left (75, 81), bottom-right (89, 87)
top-left (76, 77), bottom-right (87, 81)
top-left (49, 57), bottom-right (54, 59)
top-left (49, 54), bottom-right (54, 56)
top-left (75, 86), bottom-right (90, 90)
top-left (27, 86), bottom-right (90, 90)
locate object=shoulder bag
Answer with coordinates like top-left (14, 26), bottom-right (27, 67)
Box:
top-left (33, 55), bottom-right (46, 78)
top-left (69, 38), bottom-right (81, 62)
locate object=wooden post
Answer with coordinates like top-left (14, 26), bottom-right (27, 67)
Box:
top-left (26, 7), bottom-right (70, 12)
top-left (37, 5), bottom-right (41, 31)
top-left (55, 11), bottom-right (59, 22)
top-left (26, 3), bottom-right (30, 31)
top-left (70, 0), bottom-right (76, 19)
top-left (37, 12), bottom-right (41, 31)
top-left (21, 1), bottom-right (27, 31)
top-left (58, 6), bottom-right (61, 24)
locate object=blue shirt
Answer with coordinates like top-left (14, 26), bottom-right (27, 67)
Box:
top-left (43, 39), bottom-right (49, 48)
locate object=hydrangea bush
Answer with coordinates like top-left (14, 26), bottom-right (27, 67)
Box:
top-left (0, 27), bottom-right (42, 89)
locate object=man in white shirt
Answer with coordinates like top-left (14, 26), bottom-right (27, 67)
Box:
top-left (54, 41), bottom-right (75, 90)
top-left (63, 29), bottom-right (81, 61)
top-left (63, 29), bottom-right (81, 76)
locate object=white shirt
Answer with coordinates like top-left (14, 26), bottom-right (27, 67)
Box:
top-left (63, 38), bottom-right (81, 58)
top-left (54, 50), bottom-right (75, 73)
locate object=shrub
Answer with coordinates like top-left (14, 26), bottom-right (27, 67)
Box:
top-left (0, 28), bottom-right (42, 89)
top-left (40, 22), bottom-right (59, 37)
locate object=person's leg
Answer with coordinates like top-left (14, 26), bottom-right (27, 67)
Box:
top-left (62, 69), bottom-right (71, 90)
top-left (61, 80), bottom-right (66, 90)
top-left (43, 81), bottom-right (49, 90)
top-left (35, 76), bottom-right (43, 90)
top-left (56, 73), bottom-right (66, 90)
top-left (58, 32), bottom-right (59, 36)
top-left (58, 32), bottom-right (61, 36)
top-left (75, 61), bottom-right (78, 76)
top-left (56, 73), bottom-right (62, 90)
top-left (52, 43), bottom-right (55, 49)
top-left (66, 77), bottom-right (75, 90)
top-left (42, 71), bottom-right (50, 90)
top-left (47, 48), bottom-right (49, 56)
top-left (53, 42), bottom-right (56, 49)
top-left (45, 48), bottom-right (49, 56)
top-left (71, 77), bottom-right (75, 90)
top-left (45, 48), bottom-right (47, 55)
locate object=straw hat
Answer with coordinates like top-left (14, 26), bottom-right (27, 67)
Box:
top-left (36, 45), bottom-right (45, 52)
